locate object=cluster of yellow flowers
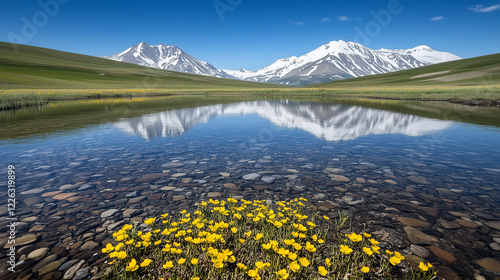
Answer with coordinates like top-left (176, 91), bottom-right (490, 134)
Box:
top-left (102, 197), bottom-right (435, 279)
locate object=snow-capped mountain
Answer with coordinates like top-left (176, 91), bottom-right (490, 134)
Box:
top-left (115, 100), bottom-right (452, 141)
top-left (105, 40), bottom-right (461, 86)
top-left (104, 42), bottom-right (233, 79)
top-left (379, 45), bottom-right (461, 64)
top-left (223, 40), bottom-right (461, 86)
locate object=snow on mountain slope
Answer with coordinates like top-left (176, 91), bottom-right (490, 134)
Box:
top-left (223, 41), bottom-right (461, 86)
top-left (104, 42), bottom-right (234, 79)
top-left (105, 40), bottom-right (461, 86)
top-left (379, 45), bottom-right (462, 64)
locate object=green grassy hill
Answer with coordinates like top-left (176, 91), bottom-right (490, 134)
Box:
top-left (308, 53), bottom-right (500, 88)
top-left (0, 42), bottom-right (280, 89)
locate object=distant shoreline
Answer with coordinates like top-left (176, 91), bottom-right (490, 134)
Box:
top-left (1, 88), bottom-right (500, 111)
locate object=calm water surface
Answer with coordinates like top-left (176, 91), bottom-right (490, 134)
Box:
top-left (1, 96), bottom-right (499, 279)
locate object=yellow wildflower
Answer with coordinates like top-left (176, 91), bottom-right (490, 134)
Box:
top-left (178, 258), bottom-right (186, 264)
top-left (340, 245), bottom-right (353, 255)
top-left (325, 258), bottom-right (331, 266)
top-left (298, 257), bottom-right (310, 267)
top-left (305, 242), bottom-right (316, 252)
top-left (369, 238), bottom-right (379, 245)
top-left (361, 266), bottom-right (370, 273)
top-left (254, 233), bottom-right (263, 240)
top-left (144, 217), bottom-right (156, 225)
top-left (247, 269), bottom-right (259, 278)
top-left (116, 251), bottom-right (127, 259)
top-left (389, 256), bottom-right (402, 266)
top-left (290, 261), bottom-right (301, 272)
top-left (163, 261), bottom-right (174, 269)
top-left (125, 259), bottom-right (139, 272)
top-left (347, 232), bottom-right (362, 242)
top-left (102, 243), bottom-right (114, 253)
top-left (418, 261), bottom-right (433, 272)
top-left (318, 266), bottom-right (328, 276)
top-left (363, 247), bottom-right (373, 256)
top-left (140, 259), bottom-right (152, 267)
top-left (275, 268), bottom-right (289, 279)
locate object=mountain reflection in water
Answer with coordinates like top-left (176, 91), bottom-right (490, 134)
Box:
top-left (114, 100), bottom-right (453, 141)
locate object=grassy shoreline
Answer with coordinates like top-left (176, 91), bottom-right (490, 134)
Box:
top-left (1, 86), bottom-right (499, 111)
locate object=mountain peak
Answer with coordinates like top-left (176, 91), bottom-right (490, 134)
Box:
top-left (104, 42), bottom-right (235, 79)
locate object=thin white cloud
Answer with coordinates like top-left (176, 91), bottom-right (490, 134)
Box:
top-left (287, 20), bottom-right (304, 26)
top-left (321, 17), bottom-right (331, 23)
top-left (430, 16), bottom-right (444, 21)
top-left (338, 16), bottom-right (350, 22)
top-left (468, 4), bottom-right (500, 12)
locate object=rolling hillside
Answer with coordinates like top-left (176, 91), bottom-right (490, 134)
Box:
top-left (309, 53), bottom-right (500, 88)
top-left (0, 42), bottom-right (280, 90)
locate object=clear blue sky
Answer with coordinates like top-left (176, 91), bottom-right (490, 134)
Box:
top-left (1, 0), bottom-right (499, 70)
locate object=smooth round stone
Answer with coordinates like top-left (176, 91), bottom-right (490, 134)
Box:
top-left (59, 184), bottom-right (76, 190)
top-left (243, 173), bottom-right (261, 180)
top-left (397, 217), bottom-right (431, 228)
top-left (355, 177), bottom-right (366, 183)
top-left (427, 246), bottom-right (457, 263)
top-left (323, 168), bottom-right (344, 174)
top-left (128, 196), bottom-right (146, 203)
top-left (207, 192), bottom-right (222, 198)
top-left (329, 174), bottom-right (350, 182)
top-left (22, 216), bottom-right (38, 222)
top-left (313, 193), bottom-right (326, 200)
top-left (28, 247), bottom-right (49, 259)
top-left (161, 186), bottom-right (176, 191)
top-left (38, 260), bottom-right (62, 275)
top-left (410, 244), bottom-right (429, 258)
top-left (489, 242), bottom-right (500, 251)
top-left (79, 241), bottom-right (98, 251)
top-left (52, 193), bottom-right (78, 200)
top-left (473, 258), bottom-right (500, 273)
top-left (173, 195), bottom-right (186, 201)
top-left (63, 260), bottom-right (85, 280)
top-left (407, 176), bottom-right (430, 184)
top-left (383, 179), bottom-right (397, 184)
top-left (438, 218), bottom-right (461, 229)
top-left (172, 173), bottom-right (187, 178)
top-left (261, 176), bottom-right (276, 184)
top-left (340, 196), bottom-right (364, 205)
top-left (403, 226), bottom-right (438, 245)
top-left (73, 267), bottom-right (90, 280)
top-left (12, 234), bottom-right (38, 247)
top-left (485, 221), bottom-right (500, 231)
top-left (21, 188), bottom-right (45, 195)
top-left (456, 219), bottom-right (480, 229)
top-left (219, 172), bottom-right (230, 177)
top-left (100, 209), bottom-right (119, 218)
top-left (161, 162), bottom-right (185, 168)
top-left (58, 259), bottom-right (79, 271)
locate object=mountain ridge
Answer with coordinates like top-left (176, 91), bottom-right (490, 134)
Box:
top-left (104, 41), bottom-right (234, 79)
top-left (105, 40), bottom-right (461, 86)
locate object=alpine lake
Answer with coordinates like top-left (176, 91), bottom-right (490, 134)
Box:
top-left (1, 95), bottom-right (500, 280)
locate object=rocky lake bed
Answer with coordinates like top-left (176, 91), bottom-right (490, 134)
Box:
top-left (1, 100), bottom-right (500, 280)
